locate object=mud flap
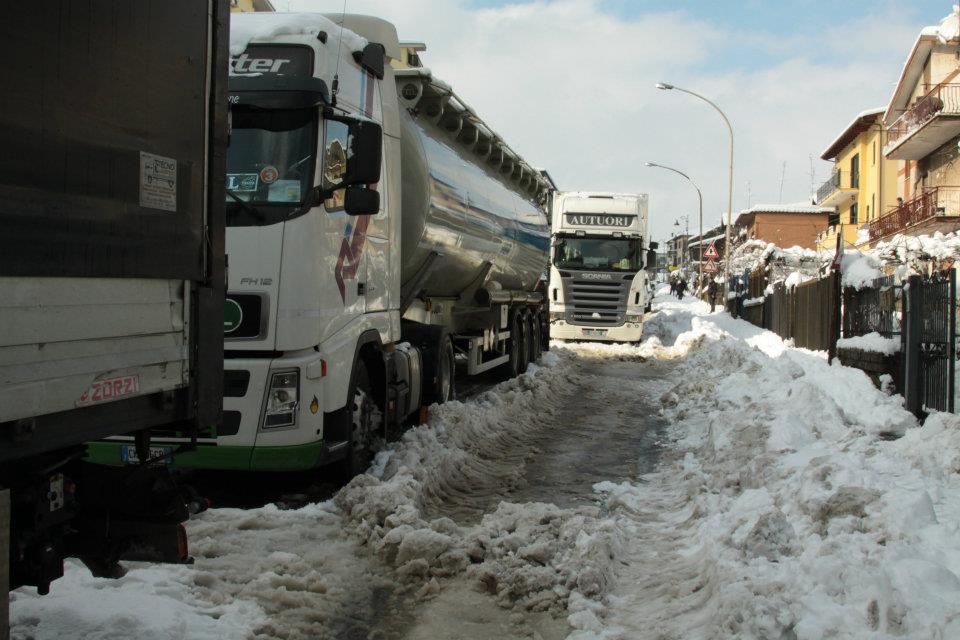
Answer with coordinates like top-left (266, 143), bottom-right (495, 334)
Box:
top-left (1, 488), bottom-right (9, 640)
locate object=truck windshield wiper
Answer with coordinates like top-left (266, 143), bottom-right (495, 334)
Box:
top-left (225, 189), bottom-right (265, 221)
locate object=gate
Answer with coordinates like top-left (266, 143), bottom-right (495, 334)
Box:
top-left (903, 272), bottom-right (956, 416)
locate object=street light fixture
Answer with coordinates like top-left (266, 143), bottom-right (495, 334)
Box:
top-left (655, 82), bottom-right (733, 289)
top-left (645, 161), bottom-right (703, 289)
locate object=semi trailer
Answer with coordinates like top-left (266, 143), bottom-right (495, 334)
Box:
top-left (0, 0), bottom-right (229, 628)
top-left (548, 192), bottom-right (654, 343)
top-left (88, 13), bottom-right (554, 476)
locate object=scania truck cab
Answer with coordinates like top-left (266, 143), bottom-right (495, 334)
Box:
top-left (548, 192), bottom-right (652, 343)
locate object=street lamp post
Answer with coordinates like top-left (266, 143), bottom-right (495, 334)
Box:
top-left (655, 82), bottom-right (733, 290)
top-left (645, 162), bottom-right (703, 291)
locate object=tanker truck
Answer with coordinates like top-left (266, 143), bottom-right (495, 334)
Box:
top-left (87, 13), bottom-right (553, 477)
top-left (1, 0), bottom-right (228, 627)
top-left (548, 192), bottom-right (654, 343)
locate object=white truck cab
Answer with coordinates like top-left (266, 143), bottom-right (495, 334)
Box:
top-left (548, 192), bottom-right (652, 343)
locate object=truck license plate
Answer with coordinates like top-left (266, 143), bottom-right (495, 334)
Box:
top-left (584, 329), bottom-right (607, 337)
top-left (77, 375), bottom-right (141, 407)
top-left (120, 445), bottom-right (173, 465)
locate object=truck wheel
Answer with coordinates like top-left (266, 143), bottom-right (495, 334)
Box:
top-left (432, 335), bottom-right (456, 405)
top-left (337, 360), bottom-right (379, 479)
top-left (528, 312), bottom-right (542, 365)
top-left (541, 310), bottom-right (551, 352)
top-left (517, 312), bottom-right (530, 374)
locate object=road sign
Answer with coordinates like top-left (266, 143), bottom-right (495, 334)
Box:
top-left (704, 259), bottom-right (718, 273)
top-left (704, 242), bottom-right (720, 259)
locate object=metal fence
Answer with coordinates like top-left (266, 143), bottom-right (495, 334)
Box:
top-left (733, 265), bottom-right (957, 419)
top-left (903, 272), bottom-right (957, 415)
top-left (842, 275), bottom-right (901, 338)
top-left (737, 273), bottom-right (840, 355)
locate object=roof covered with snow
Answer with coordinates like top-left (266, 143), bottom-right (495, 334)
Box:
top-left (883, 8), bottom-right (959, 124)
top-left (735, 203), bottom-right (833, 226)
top-left (820, 108), bottom-right (885, 160)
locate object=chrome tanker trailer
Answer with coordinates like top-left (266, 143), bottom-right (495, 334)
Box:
top-left (88, 13), bottom-right (554, 477)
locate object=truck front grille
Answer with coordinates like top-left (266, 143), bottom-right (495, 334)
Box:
top-left (561, 272), bottom-right (632, 326)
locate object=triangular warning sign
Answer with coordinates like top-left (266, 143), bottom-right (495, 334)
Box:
top-left (704, 242), bottom-right (720, 259)
top-left (703, 259), bottom-right (718, 273)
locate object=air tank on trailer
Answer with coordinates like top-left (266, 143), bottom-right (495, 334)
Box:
top-left (395, 65), bottom-right (553, 307)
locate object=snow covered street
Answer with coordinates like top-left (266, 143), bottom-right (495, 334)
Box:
top-left (11, 287), bottom-right (960, 639)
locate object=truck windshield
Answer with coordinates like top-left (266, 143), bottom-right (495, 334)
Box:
top-left (554, 236), bottom-right (641, 271)
top-left (226, 108), bottom-right (316, 226)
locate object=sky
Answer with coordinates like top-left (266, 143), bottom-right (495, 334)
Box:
top-left (287, 0), bottom-right (951, 244)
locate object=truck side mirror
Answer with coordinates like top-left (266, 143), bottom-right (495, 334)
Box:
top-left (646, 249), bottom-right (657, 271)
top-left (346, 119), bottom-right (382, 186)
top-left (649, 241), bottom-right (659, 250)
top-left (344, 186), bottom-right (380, 216)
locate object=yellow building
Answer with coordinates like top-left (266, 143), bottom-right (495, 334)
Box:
top-left (815, 108), bottom-right (898, 251)
top-left (230, 0), bottom-right (275, 13)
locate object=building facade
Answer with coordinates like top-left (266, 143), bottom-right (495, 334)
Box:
top-left (815, 109), bottom-right (898, 250)
top-left (877, 11), bottom-right (960, 244)
top-left (735, 204), bottom-right (831, 250)
top-left (230, 0), bottom-right (275, 12)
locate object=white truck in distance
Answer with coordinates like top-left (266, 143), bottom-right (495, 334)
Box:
top-left (548, 192), bottom-right (653, 343)
top-left (90, 13), bottom-right (554, 476)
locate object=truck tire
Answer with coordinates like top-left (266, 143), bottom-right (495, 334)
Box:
top-left (430, 335), bottom-right (456, 405)
top-left (517, 311), bottom-right (530, 375)
top-left (528, 312), bottom-right (542, 365)
top-left (402, 323), bottom-right (456, 406)
top-left (540, 309), bottom-right (551, 352)
top-left (334, 360), bottom-right (379, 480)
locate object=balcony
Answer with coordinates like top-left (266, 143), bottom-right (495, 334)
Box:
top-left (815, 170), bottom-right (857, 207)
top-left (869, 186), bottom-right (960, 242)
top-left (885, 83), bottom-right (960, 160)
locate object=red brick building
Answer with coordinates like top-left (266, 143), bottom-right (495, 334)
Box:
top-left (735, 204), bottom-right (832, 249)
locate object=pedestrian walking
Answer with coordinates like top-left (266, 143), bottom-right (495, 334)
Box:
top-left (670, 278), bottom-right (678, 297)
top-left (676, 278), bottom-right (687, 300)
top-left (707, 278), bottom-right (718, 313)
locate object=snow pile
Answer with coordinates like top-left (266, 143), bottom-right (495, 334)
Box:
top-left (584, 291), bottom-right (960, 639)
top-left (229, 13), bottom-right (367, 57)
top-left (837, 332), bottom-right (901, 355)
top-left (841, 250), bottom-right (884, 289)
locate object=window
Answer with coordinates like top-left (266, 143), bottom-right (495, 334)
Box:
top-left (850, 154), bottom-right (860, 188)
top-left (871, 193), bottom-right (876, 220)
top-left (225, 108), bottom-right (318, 227)
top-left (872, 140), bottom-right (877, 166)
top-left (849, 203), bottom-right (858, 224)
top-left (554, 236), bottom-right (641, 271)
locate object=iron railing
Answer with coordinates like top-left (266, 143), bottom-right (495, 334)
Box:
top-left (869, 186), bottom-right (960, 241)
top-left (816, 170), bottom-right (843, 204)
top-left (842, 275), bottom-right (901, 339)
top-left (887, 83), bottom-right (960, 147)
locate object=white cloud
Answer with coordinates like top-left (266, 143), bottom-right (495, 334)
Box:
top-left (288, 0), bottom-right (929, 242)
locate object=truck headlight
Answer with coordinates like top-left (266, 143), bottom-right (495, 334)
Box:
top-left (264, 370), bottom-right (299, 428)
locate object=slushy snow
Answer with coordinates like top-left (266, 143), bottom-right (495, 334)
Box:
top-left (11, 289), bottom-right (960, 640)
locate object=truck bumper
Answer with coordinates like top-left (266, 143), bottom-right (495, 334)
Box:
top-left (550, 320), bottom-right (643, 343)
top-left (85, 352), bottom-right (331, 472)
top-left (83, 439), bottom-right (329, 472)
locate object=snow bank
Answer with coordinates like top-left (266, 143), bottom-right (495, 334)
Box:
top-left (841, 251), bottom-right (884, 289)
top-left (585, 288), bottom-right (960, 639)
top-left (229, 13), bottom-right (367, 57)
top-left (837, 332), bottom-right (901, 355)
